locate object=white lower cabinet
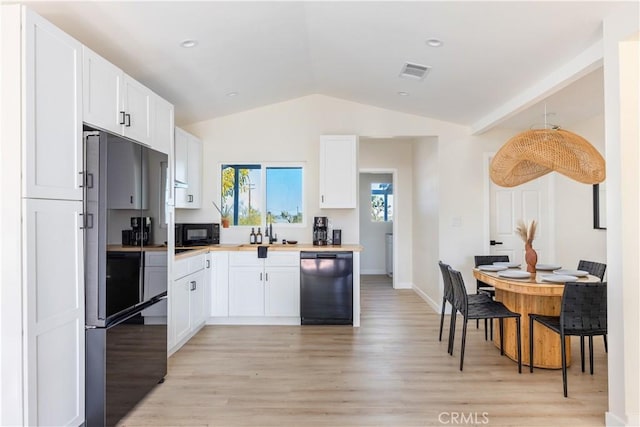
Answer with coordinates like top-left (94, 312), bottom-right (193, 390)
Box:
top-left (23, 198), bottom-right (85, 427)
top-left (228, 251), bottom-right (300, 319)
top-left (210, 252), bottom-right (229, 317)
top-left (169, 253), bottom-right (207, 354)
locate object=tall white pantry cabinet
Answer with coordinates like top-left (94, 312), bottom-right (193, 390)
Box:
top-left (1, 6), bottom-right (85, 427)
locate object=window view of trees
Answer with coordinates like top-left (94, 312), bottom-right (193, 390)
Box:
top-left (221, 164), bottom-right (303, 226)
top-left (371, 182), bottom-right (393, 222)
top-left (221, 165), bottom-right (262, 226)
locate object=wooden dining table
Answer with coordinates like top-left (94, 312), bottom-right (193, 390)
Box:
top-left (472, 268), bottom-right (600, 369)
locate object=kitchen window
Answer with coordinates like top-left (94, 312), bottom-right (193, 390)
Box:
top-left (221, 164), bottom-right (304, 226)
top-left (371, 182), bottom-right (393, 222)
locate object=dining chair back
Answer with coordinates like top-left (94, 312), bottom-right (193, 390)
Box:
top-left (529, 282), bottom-right (607, 397)
top-left (577, 260), bottom-right (606, 281)
top-left (474, 255), bottom-right (510, 297)
top-left (448, 266), bottom-right (522, 373)
top-left (576, 260), bottom-right (607, 352)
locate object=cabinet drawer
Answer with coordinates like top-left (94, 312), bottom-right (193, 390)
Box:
top-left (188, 254), bottom-right (206, 274)
top-left (229, 252), bottom-right (263, 267)
top-left (145, 251), bottom-right (168, 267)
top-left (265, 251), bottom-right (299, 267)
top-left (174, 258), bottom-right (189, 280)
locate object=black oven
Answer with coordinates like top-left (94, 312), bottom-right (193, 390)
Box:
top-left (175, 223), bottom-right (220, 246)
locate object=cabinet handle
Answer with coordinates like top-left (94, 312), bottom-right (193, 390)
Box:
top-left (125, 113), bottom-right (131, 127)
top-left (260, 272), bottom-right (263, 281)
top-left (206, 260), bottom-right (210, 268)
top-left (265, 272), bottom-right (268, 282)
top-left (130, 196), bottom-right (134, 204)
top-left (190, 281), bottom-right (196, 291)
top-left (321, 195), bottom-right (324, 203)
top-left (79, 213), bottom-right (85, 229)
top-left (188, 194), bottom-right (193, 203)
top-left (119, 111), bottom-right (126, 125)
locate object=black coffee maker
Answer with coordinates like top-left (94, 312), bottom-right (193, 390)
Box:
top-left (313, 216), bottom-right (328, 246)
top-left (122, 216), bottom-right (151, 246)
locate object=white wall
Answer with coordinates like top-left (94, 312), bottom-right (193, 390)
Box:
top-left (179, 94), bottom-right (469, 265)
top-left (554, 114), bottom-right (607, 270)
top-left (358, 173), bottom-right (393, 275)
top-left (411, 137), bottom-right (440, 308)
top-left (602, 3), bottom-right (640, 424)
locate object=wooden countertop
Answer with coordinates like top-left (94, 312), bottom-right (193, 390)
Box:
top-left (106, 243), bottom-right (364, 259)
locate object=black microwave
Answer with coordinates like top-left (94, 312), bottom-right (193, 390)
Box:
top-left (175, 223), bottom-right (220, 246)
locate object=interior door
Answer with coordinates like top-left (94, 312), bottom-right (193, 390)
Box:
top-left (489, 157), bottom-right (551, 266)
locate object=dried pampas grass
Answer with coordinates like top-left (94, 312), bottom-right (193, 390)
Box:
top-left (516, 219), bottom-right (537, 243)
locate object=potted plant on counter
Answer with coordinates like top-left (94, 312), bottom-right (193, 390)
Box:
top-left (212, 201), bottom-right (231, 228)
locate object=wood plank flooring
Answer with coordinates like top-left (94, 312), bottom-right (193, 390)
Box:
top-left (119, 275), bottom-right (608, 426)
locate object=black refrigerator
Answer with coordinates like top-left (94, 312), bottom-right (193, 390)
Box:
top-left (83, 130), bottom-right (168, 427)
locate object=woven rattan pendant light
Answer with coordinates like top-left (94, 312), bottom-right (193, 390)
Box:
top-left (490, 114), bottom-right (606, 187)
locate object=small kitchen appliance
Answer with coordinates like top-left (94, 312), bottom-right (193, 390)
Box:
top-left (332, 229), bottom-right (342, 246)
top-left (175, 223), bottom-right (220, 246)
top-left (313, 216), bottom-right (328, 246)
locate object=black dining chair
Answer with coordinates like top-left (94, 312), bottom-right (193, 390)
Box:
top-left (474, 255), bottom-right (510, 298)
top-left (577, 260), bottom-right (608, 355)
top-left (438, 261), bottom-right (492, 353)
top-left (473, 255), bottom-right (510, 337)
top-left (448, 266), bottom-right (522, 373)
top-left (529, 282), bottom-right (607, 397)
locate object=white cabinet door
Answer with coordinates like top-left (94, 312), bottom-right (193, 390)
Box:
top-left (210, 252), bottom-right (229, 317)
top-left (264, 266), bottom-right (300, 317)
top-left (106, 136), bottom-right (148, 209)
top-left (23, 8), bottom-right (83, 201)
top-left (23, 198), bottom-right (84, 427)
top-left (319, 135), bottom-right (358, 208)
top-left (122, 75), bottom-right (152, 146)
top-left (189, 269), bottom-right (207, 330)
top-left (82, 46), bottom-right (123, 135)
top-left (228, 266), bottom-right (264, 316)
top-left (174, 128), bottom-right (202, 209)
top-left (151, 95), bottom-right (174, 155)
top-left (171, 276), bottom-right (191, 346)
top-left (186, 134), bottom-right (202, 208)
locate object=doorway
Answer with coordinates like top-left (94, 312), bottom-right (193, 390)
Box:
top-left (359, 172), bottom-right (394, 285)
top-left (484, 154), bottom-right (553, 265)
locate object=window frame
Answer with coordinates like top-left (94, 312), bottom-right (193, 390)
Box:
top-left (371, 182), bottom-right (393, 223)
top-left (219, 161), bottom-right (306, 228)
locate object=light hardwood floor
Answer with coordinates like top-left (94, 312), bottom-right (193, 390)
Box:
top-left (119, 275), bottom-right (608, 426)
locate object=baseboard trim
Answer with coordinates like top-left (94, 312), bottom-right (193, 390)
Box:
top-left (605, 411), bottom-right (628, 426)
top-left (361, 269), bottom-right (387, 275)
top-left (207, 317), bottom-right (301, 326)
top-left (412, 285), bottom-right (442, 314)
top-left (394, 281), bottom-right (412, 290)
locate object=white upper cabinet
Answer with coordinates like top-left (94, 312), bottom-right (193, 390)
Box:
top-left (83, 47), bottom-right (172, 151)
top-left (82, 46), bottom-right (122, 135)
top-left (24, 7), bottom-right (83, 201)
top-left (174, 127), bottom-right (202, 209)
top-left (121, 75), bottom-right (152, 145)
top-left (319, 135), bottom-right (358, 208)
top-left (151, 95), bottom-right (174, 156)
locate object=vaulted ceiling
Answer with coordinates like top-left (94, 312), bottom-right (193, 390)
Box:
top-left (23, 1), bottom-right (624, 130)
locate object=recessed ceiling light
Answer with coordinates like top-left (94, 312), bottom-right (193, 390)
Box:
top-left (180, 39), bottom-right (198, 48)
top-left (226, 92), bottom-right (238, 97)
top-left (397, 91), bottom-right (409, 96)
top-left (426, 38), bottom-right (443, 47)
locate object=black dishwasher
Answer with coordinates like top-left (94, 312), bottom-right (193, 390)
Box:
top-left (300, 251), bottom-right (353, 325)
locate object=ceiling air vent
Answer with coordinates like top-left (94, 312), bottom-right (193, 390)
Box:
top-left (399, 62), bottom-right (431, 80)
